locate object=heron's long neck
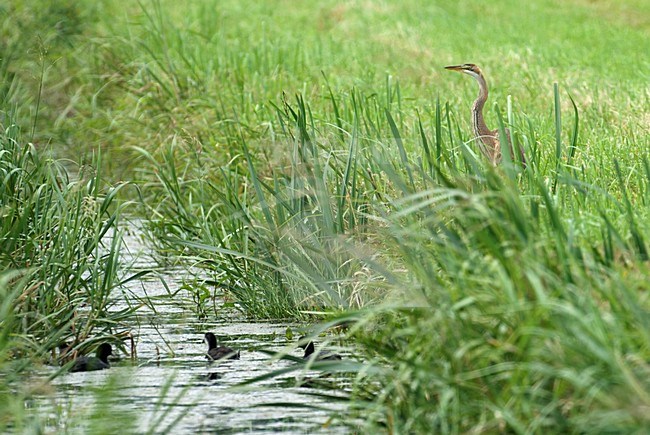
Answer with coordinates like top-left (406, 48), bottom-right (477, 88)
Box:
top-left (471, 74), bottom-right (493, 140)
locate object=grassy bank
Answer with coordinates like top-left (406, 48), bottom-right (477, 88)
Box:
top-left (0, 110), bottom-right (139, 430)
top-left (1, 4), bottom-right (137, 428)
top-left (4, 0), bottom-right (650, 432)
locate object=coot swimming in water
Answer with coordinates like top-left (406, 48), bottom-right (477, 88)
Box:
top-left (69, 343), bottom-right (113, 372)
top-left (299, 338), bottom-right (341, 361)
top-left (204, 332), bottom-right (240, 361)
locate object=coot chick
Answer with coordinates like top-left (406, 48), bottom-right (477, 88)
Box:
top-left (204, 332), bottom-right (240, 361)
top-left (299, 338), bottom-right (341, 361)
top-left (70, 343), bottom-right (113, 372)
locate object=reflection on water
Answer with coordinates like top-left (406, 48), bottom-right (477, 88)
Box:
top-left (45, 223), bottom-right (349, 433)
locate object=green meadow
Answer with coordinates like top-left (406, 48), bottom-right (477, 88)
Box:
top-left (2, 0), bottom-right (649, 432)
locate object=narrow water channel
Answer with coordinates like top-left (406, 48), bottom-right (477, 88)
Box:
top-left (42, 222), bottom-right (349, 433)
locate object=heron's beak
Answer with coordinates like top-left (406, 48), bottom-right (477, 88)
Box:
top-left (444, 65), bottom-right (465, 71)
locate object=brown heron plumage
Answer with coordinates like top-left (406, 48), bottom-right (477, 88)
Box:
top-left (445, 63), bottom-right (524, 166)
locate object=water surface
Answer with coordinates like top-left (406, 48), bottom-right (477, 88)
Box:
top-left (45, 223), bottom-right (349, 433)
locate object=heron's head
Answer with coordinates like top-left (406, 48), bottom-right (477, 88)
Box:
top-left (444, 63), bottom-right (483, 78)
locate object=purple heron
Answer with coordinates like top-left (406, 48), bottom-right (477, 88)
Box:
top-left (445, 64), bottom-right (525, 166)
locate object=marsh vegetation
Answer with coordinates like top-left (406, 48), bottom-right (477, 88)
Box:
top-left (2, 0), bottom-right (649, 432)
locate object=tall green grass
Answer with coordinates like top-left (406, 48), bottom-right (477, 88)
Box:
top-left (342, 130), bottom-right (650, 432)
top-left (114, 5), bottom-right (650, 429)
top-left (0, 107), bottom-right (140, 429)
top-left (4, 0), bottom-right (649, 431)
top-left (132, 39), bottom-right (650, 435)
top-left (13, 0), bottom-right (646, 184)
top-left (0, 111), bottom-right (133, 353)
